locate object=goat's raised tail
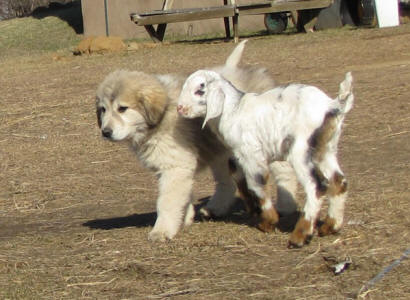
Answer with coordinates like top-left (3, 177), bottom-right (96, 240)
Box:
top-left (338, 72), bottom-right (354, 114)
top-left (225, 40), bottom-right (248, 68)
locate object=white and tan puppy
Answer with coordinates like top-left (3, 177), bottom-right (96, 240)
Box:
top-left (96, 41), bottom-right (298, 241)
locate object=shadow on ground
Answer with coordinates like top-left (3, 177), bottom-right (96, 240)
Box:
top-left (83, 197), bottom-right (300, 232)
top-left (32, 0), bottom-right (83, 34)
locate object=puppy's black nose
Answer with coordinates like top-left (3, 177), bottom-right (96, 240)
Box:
top-left (102, 128), bottom-right (113, 138)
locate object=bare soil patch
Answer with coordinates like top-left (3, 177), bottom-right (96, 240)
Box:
top-left (0, 24), bottom-right (409, 299)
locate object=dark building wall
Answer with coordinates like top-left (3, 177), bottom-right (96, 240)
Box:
top-left (0, 0), bottom-right (74, 20)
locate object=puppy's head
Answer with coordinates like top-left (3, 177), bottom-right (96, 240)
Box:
top-left (96, 70), bottom-right (167, 142)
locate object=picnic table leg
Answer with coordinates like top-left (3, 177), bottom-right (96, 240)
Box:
top-left (296, 9), bottom-right (321, 32)
top-left (143, 0), bottom-right (173, 43)
top-left (290, 10), bottom-right (298, 27)
top-left (157, 24), bottom-right (167, 40)
top-left (233, 14), bottom-right (239, 43)
top-left (142, 0), bottom-right (174, 43)
top-left (144, 25), bottom-right (163, 43)
top-left (224, 17), bottom-right (231, 39)
top-left (223, 0), bottom-right (231, 39)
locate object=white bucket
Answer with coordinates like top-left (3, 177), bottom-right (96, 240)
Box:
top-left (374, 0), bottom-right (400, 27)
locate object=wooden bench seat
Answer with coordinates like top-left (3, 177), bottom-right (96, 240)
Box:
top-left (131, 5), bottom-right (235, 25)
top-left (130, 0), bottom-right (333, 42)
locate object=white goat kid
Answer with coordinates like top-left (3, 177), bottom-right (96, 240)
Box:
top-left (178, 70), bottom-right (354, 248)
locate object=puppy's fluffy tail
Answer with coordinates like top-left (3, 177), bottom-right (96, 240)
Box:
top-left (225, 40), bottom-right (248, 68)
top-left (338, 72), bottom-right (354, 115)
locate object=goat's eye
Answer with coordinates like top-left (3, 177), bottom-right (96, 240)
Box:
top-left (118, 106), bottom-right (128, 113)
top-left (99, 107), bottom-right (106, 113)
top-left (195, 90), bottom-right (205, 96)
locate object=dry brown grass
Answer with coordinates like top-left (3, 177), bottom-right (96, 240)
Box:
top-left (0, 18), bottom-right (409, 299)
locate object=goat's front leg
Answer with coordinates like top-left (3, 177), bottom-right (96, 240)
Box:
top-left (149, 167), bottom-right (195, 242)
top-left (227, 157), bottom-right (260, 216)
top-left (237, 156), bottom-right (279, 232)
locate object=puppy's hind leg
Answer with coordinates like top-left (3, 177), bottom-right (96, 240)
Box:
top-left (149, 167), bottom-right (196, 242)
top-left (270, 161), bottom-right (298, 217)
top-left (200, 153), bottom-right (237, 219)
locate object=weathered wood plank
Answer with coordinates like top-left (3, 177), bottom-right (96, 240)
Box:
top-left (131, 6), bottom-right (235, 25)
top-left (236, 0), bottom-right (332, 15)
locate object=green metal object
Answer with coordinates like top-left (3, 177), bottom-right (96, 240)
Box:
top-left (264, 13), bottom-right (288, 34)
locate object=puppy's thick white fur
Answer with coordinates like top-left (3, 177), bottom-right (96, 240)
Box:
top-left (96, 41), bottom-right (297, 241)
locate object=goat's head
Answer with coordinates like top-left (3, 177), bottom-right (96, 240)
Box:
top-left (177, 70), bottom-right (225, 128)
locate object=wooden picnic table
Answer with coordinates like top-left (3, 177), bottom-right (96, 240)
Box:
top-left (130, 0), bottom-right (333, 42)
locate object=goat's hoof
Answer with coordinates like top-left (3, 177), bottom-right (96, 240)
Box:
top-left (288, 228), bottom-right (313, 248)
top-left (257, 208), bottom-right (279, 232)
top-left (287, 240), bottom-right (303, 249)
top-left (318, 217), bottom-right (339, 236)
top-left (257, 221), bottom-right (276, 233)
top-left (287, 234), bottom-right (312, 248)
top-left (288, 233), bottom-right (305, 248)
top-left (288, 216), bottom-right (314, 247)
top-left (305, 234), bottom-right (313, 244)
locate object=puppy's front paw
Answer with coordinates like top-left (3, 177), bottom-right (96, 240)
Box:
top-left (148, 230), bottom-right (170, 242)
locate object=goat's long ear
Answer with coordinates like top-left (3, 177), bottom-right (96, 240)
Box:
top-left (202, 86), bottom-right (225, 129)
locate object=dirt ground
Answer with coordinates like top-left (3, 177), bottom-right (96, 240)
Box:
top-left (0, 24), bottom-right (409, 299)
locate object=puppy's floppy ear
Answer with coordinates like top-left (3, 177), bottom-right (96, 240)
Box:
top-left (139, 87), bottom-right (167, 127)
top-left (202, 85), bottom-right (225, 129)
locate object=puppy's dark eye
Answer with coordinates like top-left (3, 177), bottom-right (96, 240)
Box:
top-left (99, 107), bottom-right (106, 113)
top-left (195, 90), bottom-right (205, 96)
top-left (118, 106), bottom-right (128, 113)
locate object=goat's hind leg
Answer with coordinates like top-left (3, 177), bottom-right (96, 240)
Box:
top-left (288, 144), bottom-right (327, 248)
